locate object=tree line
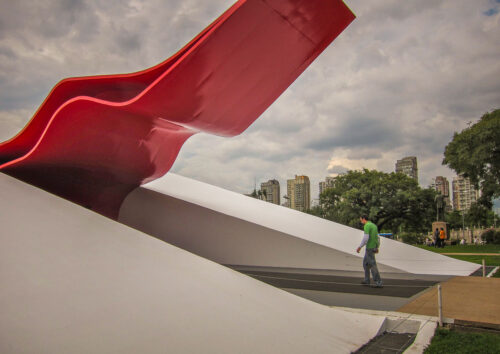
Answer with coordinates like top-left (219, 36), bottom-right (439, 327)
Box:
top-left (308, 108), bottom-right (500, 234)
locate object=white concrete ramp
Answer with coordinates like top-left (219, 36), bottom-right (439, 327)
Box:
top-left (119, 173), bottom-right (479, 278)
top-left (0, 173), bottom-right (384, 353)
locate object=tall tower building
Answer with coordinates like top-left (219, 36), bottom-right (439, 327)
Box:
top-left (260, 179), bottom-right (280, 205)
top-left (452, 175), bottom-right (479, 211)
top-left (287, 175), bottom-right (310, 212)
top-left (430, 176), bottom-right (451, 211)
top-left (395, 156), bottom-right (418, 182)
top-left (319, 176), bottom-right (336, 196)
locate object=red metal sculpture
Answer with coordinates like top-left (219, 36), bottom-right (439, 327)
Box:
top-left (0, 0), bottom-right (354, 218)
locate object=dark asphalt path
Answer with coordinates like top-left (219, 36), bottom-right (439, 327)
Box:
top-left (238, 270), bottom-right (439, 298)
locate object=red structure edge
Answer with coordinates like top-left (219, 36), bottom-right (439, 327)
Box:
top-left (0, 0), bottom-right (355, 218)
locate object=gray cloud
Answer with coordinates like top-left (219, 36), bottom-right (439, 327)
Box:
top-left (327, 165), bottom-right (349, 175)
top-left (305, 116), bottom-right (402, 152)
top-left (0, 45), bottom-right (16, 59)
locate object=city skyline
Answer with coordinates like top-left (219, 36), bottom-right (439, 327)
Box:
top-left (0, 1), bottom-right (499, 201)
top-left (257, 168), bottom-right (484, 210)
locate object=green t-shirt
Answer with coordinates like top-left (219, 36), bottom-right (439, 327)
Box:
top-left (364, 221), bottom-right (380, 249)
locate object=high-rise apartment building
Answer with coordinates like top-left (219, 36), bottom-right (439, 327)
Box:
top-left (395, 156), bottom-right (418, 182)
top-left (430, 176), bottom-right (451, 211)
top-left (260, 179), bottom-right (280, 205)
top-left (319, 176), bottom-right (336, 196)
top-left (452, 175), bottom-right (479, 211)
top-left (287, 175), bottom-right (310, 212)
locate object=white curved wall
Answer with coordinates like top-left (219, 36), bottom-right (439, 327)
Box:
top-left (119, 173), bottom-right (479, 277)
top-left (119, 185), bottom-right (401, 274)
top-left (0, 173), bottom-right (384, 353)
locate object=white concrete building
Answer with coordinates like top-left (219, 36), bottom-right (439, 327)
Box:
top-left (1, 173), bottom-right (387, 354)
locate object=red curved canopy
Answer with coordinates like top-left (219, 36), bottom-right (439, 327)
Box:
top-left (0, 0), bottom-right (354, 218)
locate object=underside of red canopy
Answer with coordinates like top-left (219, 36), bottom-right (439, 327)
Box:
top-left (0, 0), bottom-right (355, 218)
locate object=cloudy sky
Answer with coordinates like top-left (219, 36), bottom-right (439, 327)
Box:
top-left (1, 0), bottom-right (499, 203)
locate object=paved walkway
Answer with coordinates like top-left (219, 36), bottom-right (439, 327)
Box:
top-left (397, 276), bottom-right (500, 326)
top-left (237, 269), bottom-right (438, 298)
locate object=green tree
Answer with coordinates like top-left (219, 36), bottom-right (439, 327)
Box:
top-left (465, 202), bottom-right (497, 228)
top-left (249, 189), bottom-right (267, 200)
top-left (399, 232), bottom-right (425, 245)
top-left (443, 109), bottom-right (500, 208)
top-left (319, 169), bottom-right (437, 232)
top-left (307, 205), bottom-right (325, 218)
top-left (481, 229), bottom-right (500, 244)
top-left (445, 209), bottom-right (464, 230)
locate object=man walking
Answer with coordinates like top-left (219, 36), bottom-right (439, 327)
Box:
top-left (356, 215), bottom-right (383, 288)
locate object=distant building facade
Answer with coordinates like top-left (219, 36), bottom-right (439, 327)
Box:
top-left (452, 175), bottom-right (479, 211)
top-left (287, 175), bottom-right (310, 212)
top-left (430, 176), bottom-right (451, 211)
top-left (260, 179), bottom-right (280, 205)
top-left (319, 176), bottom-right (336, 197)
top-left (395, 156), bottom-right (418, 182)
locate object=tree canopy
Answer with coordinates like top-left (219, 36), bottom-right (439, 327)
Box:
top-left (318, 169), bottom-right (437, 232)
top-left (443, 108), bottom-right (500, 207)
top-left (249, 188), bottom-right (267, 200)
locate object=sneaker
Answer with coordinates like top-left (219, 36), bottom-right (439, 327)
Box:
top-left (372, 283), bottom-right (383, 288)
top-left (361, 281), bottom-right (370, 286)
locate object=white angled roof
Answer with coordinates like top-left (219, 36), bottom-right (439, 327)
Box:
top-left (130, 173), bottom-right (479, 276)
top-left (0, 173), bottom-right (384, 353)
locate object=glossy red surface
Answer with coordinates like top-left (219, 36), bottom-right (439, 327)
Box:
top-left (0, 0), bottom-right (354, 218)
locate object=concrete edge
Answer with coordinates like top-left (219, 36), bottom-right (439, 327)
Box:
top-left (487, 266), bottom-right (499, 278)
top-left (331, 307), bottom-right (455, 353)
top-left (404, 319), bottom-right (437, 354)
top-left (453, 319), bottom-right (500, 331)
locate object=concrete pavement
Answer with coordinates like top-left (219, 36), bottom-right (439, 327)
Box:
top-left (398, 276), bottom-right (500, 326)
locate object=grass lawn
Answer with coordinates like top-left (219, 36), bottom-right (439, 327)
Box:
top-left (448, 255), bottom-right (500, 267)
top-left (424, 328), bottom-right (500, 354)
top-left (416, 244), bottom-right (500, 254)
top-left (416, 244), bottom-right (500, 277)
